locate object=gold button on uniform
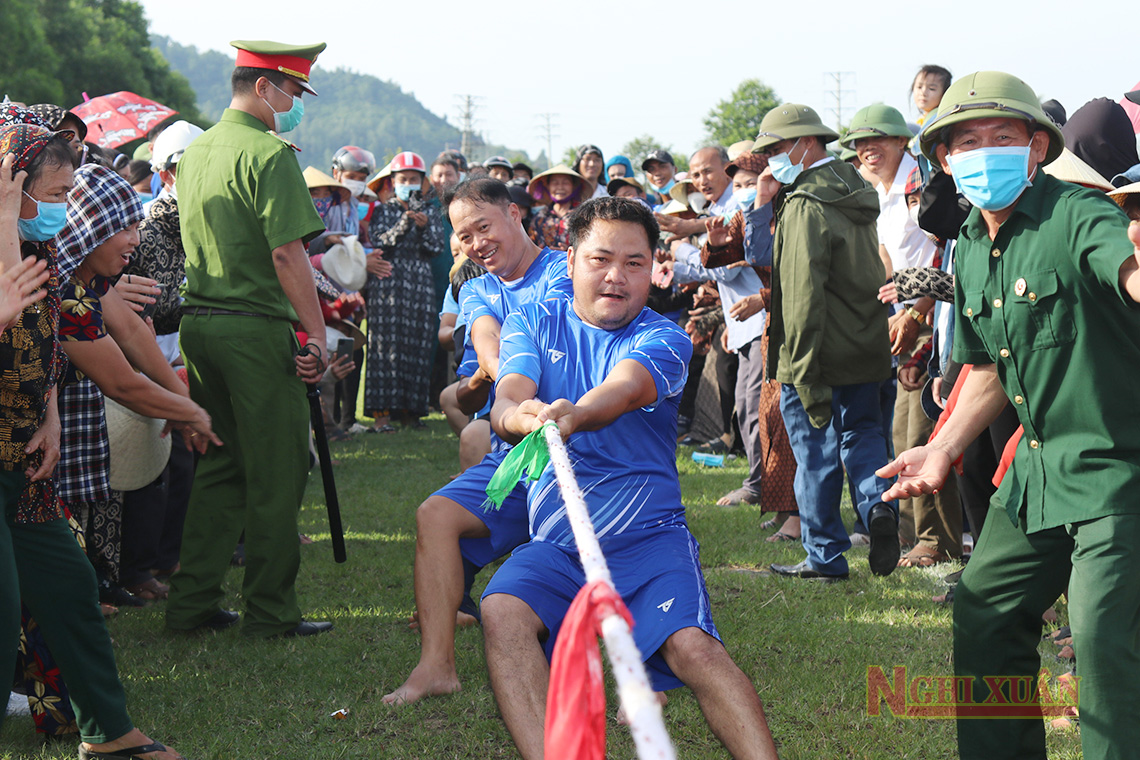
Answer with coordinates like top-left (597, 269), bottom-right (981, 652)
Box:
top-left (994, 298), bottom-right (1003, 308)
top-left (1028, 292), bottom-right (1036, 302)
top-left (992, 248), bottom-right (1001, 258)
top-left (1000, 348), bottom-right (1010, 358)
top-left (966, 308), bottom-right (974, 317)
top-left (1014, 278), bottom-right (1027, 296)
top-left (1015, 395), bottom-right (1024, 404)
top-left (1029, 440), bottom-right (1039, 449)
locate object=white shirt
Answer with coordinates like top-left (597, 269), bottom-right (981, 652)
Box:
top-left (672, 241), bottom-right (765, 351)
top-left (875, 152), bottom-right (938, 274)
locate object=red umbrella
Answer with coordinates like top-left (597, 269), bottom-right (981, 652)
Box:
top-left (70, 91), bottom-right (178, 149)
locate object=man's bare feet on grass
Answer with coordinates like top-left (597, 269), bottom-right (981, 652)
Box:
top-left (382, 662), bottom-right (462, 705)
top-left (616, 692), bottom-right (668, 724)
top-left (407, 609), bottom-right (479, 631)
top-left (81, 728), bottom-right (186, 760)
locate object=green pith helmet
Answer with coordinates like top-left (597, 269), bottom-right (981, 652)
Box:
top-left (840, 146), bottom-right (858, 162)
top-left (840, 104), bottom-right (912, 147)
top-left (751, 104), bottom-right (840, 152)
top-left (918, 71), bottom-right (1064, 165)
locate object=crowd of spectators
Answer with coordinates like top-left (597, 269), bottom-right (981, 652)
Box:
top-left (3, 46), bottom-right (1140, 760)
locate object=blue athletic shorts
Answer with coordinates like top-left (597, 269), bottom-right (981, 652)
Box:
top-left (433, 451), bottom-right (530, 569)
top-left (482, 526), bottom-right (720, 691)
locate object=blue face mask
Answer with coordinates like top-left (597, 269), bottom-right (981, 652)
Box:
top-left (733, 187), bottom-right (757, 210)
top-left (357, 202), bottom-right (370, 221)
top-left (263, 81), bottom-right (305, 133)
top-left (650, 178), bottom-right (675, 195)
top-left (17, 192), bottom-right (69, 242)
top-left (946, 146), bottom-right (1034, 211)
top-left (768, 138), bottom-right (805, 185)
top-left (394, 183), bottom-right (418, 202)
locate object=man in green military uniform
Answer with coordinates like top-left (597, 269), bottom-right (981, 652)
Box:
top-left (880, 71), bottom-right (1140, 759)
top-left (166, 40), bottom-right (332, 638)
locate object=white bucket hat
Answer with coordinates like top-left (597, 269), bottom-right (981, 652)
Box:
top-left (105, 398), bottom-right (172, 491)
top-left (322, 235), bottom-right (368, 291)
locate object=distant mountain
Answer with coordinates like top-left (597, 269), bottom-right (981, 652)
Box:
top-left (152, 35), bottom-right (536, 170)
top-left (152, 35), bottom-right (478, 169)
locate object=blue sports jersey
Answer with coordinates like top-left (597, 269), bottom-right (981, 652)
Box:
top-left (456, 246), bottom-right (573, 452)
top-left (497, 299), bottom-right (693, 547)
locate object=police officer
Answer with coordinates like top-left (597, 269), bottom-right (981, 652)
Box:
top-left (166, 40), bottom-right (333, 638)
top-left (881, 71), bottom-right (1140, 760)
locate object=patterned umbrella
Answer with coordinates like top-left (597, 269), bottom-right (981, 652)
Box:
top-left (70, 91), bottom-right (177, 149)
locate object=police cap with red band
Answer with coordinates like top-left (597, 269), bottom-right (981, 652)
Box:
top-left (231, 40), bottom-right (327, 96)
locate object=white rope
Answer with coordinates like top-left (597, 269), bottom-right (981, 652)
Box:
top-left (541, 423), bottom-right (676, 760)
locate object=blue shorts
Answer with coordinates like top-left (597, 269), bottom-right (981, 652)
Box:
top-left (433, 451), bottom-right (530, 569)
top-left (483, 527), bottom-right (720, 691)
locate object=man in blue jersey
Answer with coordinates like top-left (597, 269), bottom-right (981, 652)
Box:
top-left (485, 197), bottom-right (778, 760)
top-left (384, 179), bottom-right (573, 705)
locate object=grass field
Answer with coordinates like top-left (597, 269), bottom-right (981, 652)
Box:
top-left (1, 416), bottom-right (1083, 759)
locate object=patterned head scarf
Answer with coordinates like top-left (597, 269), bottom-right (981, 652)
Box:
top-left (0, 103), bottom-right (50, 129)
top-left (57, 165), bottom-right (144, 275)
top-left (725, 152), bottom-right (769, 178)
top-left (27, 103), bottom-right (87, 142)
top-left (0, 122), bottom-right (54, 174)
top-left (904, 166), bottom-right (924, 197)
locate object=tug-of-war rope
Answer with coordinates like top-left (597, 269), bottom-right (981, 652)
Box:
top-left (486, 421), bottom-right (676, 760)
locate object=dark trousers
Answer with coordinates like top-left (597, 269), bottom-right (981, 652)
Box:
top-left (0, 471), bottom-right (132, 743)
top-left (715, 338), bottom-right (738, 441)
top-left (956, 507), bottom-right (1140, 759)
top-left (119, 433), bottom-right (193, 586)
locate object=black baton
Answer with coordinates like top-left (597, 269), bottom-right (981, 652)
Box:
top-left (299, 345), bottom-right (347, 563)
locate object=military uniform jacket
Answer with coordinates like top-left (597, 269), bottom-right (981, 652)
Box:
top-left (177, 109), bottom-right (324, 321)
top-left (953, 172), bottom-right (1140, 532)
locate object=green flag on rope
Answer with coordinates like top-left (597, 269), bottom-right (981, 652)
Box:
top-left (484, 422), bottom-right (557, 509)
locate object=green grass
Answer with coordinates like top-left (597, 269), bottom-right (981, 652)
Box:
top-left (1, 417), bottom-right (1083, 759)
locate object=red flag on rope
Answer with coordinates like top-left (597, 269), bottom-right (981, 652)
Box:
top-left (545, 579), bottom-right (635, 760)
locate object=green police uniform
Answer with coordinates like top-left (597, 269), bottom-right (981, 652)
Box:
top-left (951, 173), bottom-right (1140, 759)
top-left (167, 61), bottom-right (326, 635)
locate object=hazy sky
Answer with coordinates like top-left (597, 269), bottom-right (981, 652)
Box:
top-left (139, 0), bottom-right (1138, 163)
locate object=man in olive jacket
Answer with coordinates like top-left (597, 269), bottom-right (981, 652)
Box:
top-left (751, 103), bottom-right (898, 581)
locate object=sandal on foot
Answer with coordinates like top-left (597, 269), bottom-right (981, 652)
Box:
top-left (766, 530), bottom-right (800, 543)
top-left (896, 544), bottom-right (950, 568)
top-left (1045, 625), bottom-right (1072, 645)
top-left (716, 487), bottom-right (761, 506)
top-left (124, 578), bottom-right (169, 601)
top-left (79, 742), bottom-right (186, 760)
top-left (759, 513), bottom-right (788, 531)
top-left (932, 586), bottom-right (956, 605)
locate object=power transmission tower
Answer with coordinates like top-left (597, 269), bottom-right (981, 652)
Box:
top-left (454, 95), bottom-right (483, 159)
top-left (536, 113), bottom-right (559, 170)
top-left (824, 72), bottom-right (856, 132)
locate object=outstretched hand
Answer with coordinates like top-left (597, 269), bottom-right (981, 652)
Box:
top-left (0, 255), bottom-right (49, 330)
top-left (705, 215), bottom-right (733, 247)
top-left (876, 445), bottom-right (953, 502)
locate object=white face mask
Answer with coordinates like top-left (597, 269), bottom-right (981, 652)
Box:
top-left (687, 192), bottom-right (707, 213)
top-left (169, 182), bottom-right (178, 202)
top-left (907, 204), bottom-right (920, 226)
top-left (341, 179), bottom-right (367, 199)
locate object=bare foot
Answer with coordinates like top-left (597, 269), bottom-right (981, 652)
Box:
top-left (382, 663), bottom-right (462, 705)
top-left (82, 729), bottom-right (186, 760)
top-left (616, 691), bottom-right (667, 725)
top-left (407, 609), bottom-right (479, 631)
